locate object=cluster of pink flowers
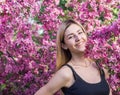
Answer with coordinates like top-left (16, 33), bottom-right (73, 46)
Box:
top-left (0, 0), bottom-right (120, 95)
top-left (39, 0), bottom-right (64, 32)
top-left (0, 1), bottom-right (54, 95)
top-left (85, 11), bottom-right (120, 94)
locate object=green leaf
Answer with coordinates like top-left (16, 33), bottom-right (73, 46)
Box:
top-left (40, 6), bottom-right (46, 13)
top-left (59, 0), bottom-right (67, 10)
top-left (98, 12), bottom-right (105, 22)
top-left (32, 36), bottom-right (41, 45)
top-left (34, 16), bottom-right (42, 24)
top-left (0, 84), bottom-right (6, 91)
top-left (112, 8), bottom-right (119, 19)
top-left (0, 51), bottom-right (3, 57)
top-left (112, 8), bottom-right (119, 15)
top-left (60, 0), bottom-right (67, 5)
top-left (118, 87), bottom-right (120, 91)
top-left (68, 7), bottom-right (73, 11)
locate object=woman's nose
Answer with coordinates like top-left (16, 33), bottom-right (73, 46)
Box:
top-left (75, 35), bottom-right (80, 42)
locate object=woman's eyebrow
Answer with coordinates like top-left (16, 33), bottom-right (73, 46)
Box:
top-left (65, 29), bottom-right (82, 37)
top-left (66, 33), bottom-right (74, 37)
top-left (76, 29), bottom-right (81, 32)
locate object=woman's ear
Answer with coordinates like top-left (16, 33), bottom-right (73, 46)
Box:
top-left (61, 43), bottom-right (68, 50)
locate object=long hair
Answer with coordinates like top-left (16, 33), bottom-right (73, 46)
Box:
top-left (56, 19), bottom-right (86, 70)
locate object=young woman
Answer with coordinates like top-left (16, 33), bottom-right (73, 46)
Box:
top-left (34, 19), bottom-right (112, 95)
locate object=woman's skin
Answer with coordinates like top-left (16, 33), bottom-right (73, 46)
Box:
top-left (34, 24), bottom-right (112, 95)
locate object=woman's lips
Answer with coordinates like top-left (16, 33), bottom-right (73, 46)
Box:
top-left (76, 41), bottom-right (83, 46)
top-left (75, 41), bottom-right (86, 48)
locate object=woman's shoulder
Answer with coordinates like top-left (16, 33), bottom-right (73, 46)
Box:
top-left (56, 64), bottom-right (73, 80)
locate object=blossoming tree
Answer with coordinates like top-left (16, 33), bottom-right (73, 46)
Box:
top-left (0, 0), bottom-right (120, 95)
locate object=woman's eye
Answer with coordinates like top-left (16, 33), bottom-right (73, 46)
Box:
top-left (78, 32), bottom-right (82, 34)
top-left (68, 36), bottom-right (73, 39)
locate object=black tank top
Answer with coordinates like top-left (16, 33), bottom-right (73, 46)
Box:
top-left (61, 64), bottom-right (110, 95)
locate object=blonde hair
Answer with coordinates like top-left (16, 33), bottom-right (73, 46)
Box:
top-left (56, 19), bottom-right (86, 70)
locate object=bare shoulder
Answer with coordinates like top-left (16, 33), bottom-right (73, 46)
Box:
top-left (40, 64), bottom-right (73, 94)
top-left (55, 65), bottom-right (73, 81)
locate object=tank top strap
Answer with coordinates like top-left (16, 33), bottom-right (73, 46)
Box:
top-left (96, 62), bottom-right (105, 78)
top-left (101, 69), bottom-right (105, 77)
top-left (65, 64), bottom-right (77, 80)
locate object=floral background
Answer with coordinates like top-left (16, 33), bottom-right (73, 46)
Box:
top-left (0, 0), bottom-right (120, 95)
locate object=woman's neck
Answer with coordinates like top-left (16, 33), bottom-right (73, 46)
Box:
top-left (70, 52), bottom-right (92, 67)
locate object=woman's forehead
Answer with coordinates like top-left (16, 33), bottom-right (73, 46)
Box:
top-left (65, 24), bottom-right (83, 35)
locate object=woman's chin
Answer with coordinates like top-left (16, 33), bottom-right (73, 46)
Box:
top-left (78, 48), bottom-right (86, 53)
top-left (75, 47), bottom-right (86, 53)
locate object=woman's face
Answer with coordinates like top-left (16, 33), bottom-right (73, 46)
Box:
top-left (63, 23), bottom-right (87, 53)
